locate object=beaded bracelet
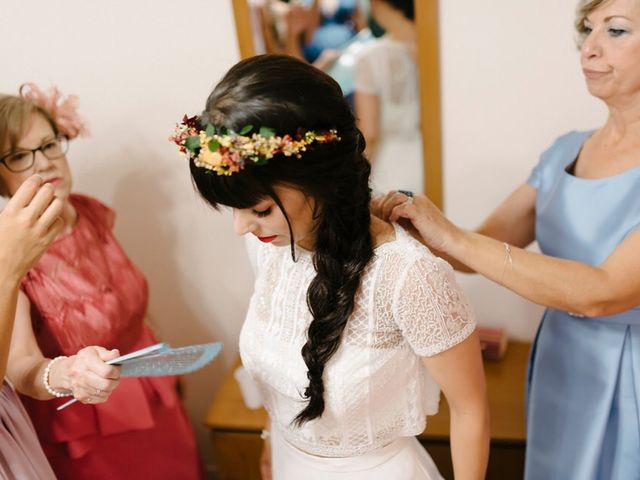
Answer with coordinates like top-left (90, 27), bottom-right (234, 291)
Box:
top-left (43, 356), bottom-right (72, 398)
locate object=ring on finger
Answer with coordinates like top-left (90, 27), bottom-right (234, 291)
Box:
top-left (397, 189), bottom-right (413, 198)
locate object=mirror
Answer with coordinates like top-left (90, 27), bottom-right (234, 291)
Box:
top-left (231, 0), bottom-right (442, 207)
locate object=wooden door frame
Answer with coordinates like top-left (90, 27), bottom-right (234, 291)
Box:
top-left (230, 0), bottom-right (443, 208)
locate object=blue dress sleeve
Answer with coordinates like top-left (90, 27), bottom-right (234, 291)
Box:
top-left (526, 131), bottom-right (592, 190)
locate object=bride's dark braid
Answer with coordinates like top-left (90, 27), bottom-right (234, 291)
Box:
top-left (296, 140), bottom-right (372, 425)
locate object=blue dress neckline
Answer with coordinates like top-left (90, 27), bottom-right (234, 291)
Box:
top-left (562, 131), bottom-right (640, 183)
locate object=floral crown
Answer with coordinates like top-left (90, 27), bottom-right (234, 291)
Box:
top-left (169, 114), bottom-right (340, 176)
top-left (19, 83), bottom-right (89, 140)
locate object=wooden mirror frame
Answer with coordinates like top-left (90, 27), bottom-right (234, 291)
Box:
top-left (231, 0), bottom-right (443, 208)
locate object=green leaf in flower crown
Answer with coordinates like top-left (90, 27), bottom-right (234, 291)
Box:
top-left (208, 139), bottom-right (220, 152)
top-left (185, 136), bottom-right (201, 152)
top-left (253, 156), bottom-right (268, 166)
top-left (259, 127), bottom-right (275, 138)
top-left (205, 124), bottom-right (215, 137)
top-left (239, 125), bottom-right (253, 135)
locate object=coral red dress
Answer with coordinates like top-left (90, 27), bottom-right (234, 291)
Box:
top-left (20, 194), bottom-right (202, 480)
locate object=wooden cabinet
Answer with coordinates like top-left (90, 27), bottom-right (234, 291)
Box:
top-left (204, 341), bottom-right (530, 480)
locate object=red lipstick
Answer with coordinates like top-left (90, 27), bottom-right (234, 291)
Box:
top-left (258, 235), bottom-right (277, 243)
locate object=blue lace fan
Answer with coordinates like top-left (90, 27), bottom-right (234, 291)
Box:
top-left (118, 342), bottom-right (223, 377)
top-left (57, 342), bottom-right (223, 411)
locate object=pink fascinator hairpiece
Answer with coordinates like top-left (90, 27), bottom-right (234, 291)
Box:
top-left (19, 83), bottom-right (89, 140)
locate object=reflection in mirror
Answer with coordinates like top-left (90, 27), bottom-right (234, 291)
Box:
top-left (232, 0), bottom-right (443, 204)
top-left (353, 0), bottom-right (421, 195)
top-left (252, 0), bottom-right (367, 69)
top-left (240, 0), bottom-right (425, 196)
top-left (246, 1), bottom-right (374, 95)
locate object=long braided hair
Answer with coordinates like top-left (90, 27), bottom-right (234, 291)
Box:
top-left (190, 54), bottom-right (373, 425)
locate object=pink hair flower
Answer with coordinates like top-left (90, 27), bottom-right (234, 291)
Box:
top-left (19, 83), bottom-right (90, 140)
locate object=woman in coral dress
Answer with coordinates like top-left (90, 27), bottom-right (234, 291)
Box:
top-left (1, 85), bottom-right (202, 479)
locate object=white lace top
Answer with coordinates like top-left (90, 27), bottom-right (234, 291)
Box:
top-left (239, 224), bottom-right (476, 457)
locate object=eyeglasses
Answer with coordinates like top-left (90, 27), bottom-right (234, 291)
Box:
top-left (0, 136), bottom-right (69, 173)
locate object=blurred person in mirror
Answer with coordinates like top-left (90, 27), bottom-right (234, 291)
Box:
top-left (353, 0), bottom-right (423, 195)
top-left (254, 0), bottom-right (365, 70)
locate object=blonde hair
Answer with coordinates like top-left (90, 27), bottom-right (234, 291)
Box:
top-left (0, 94), bottom-right (58, 156)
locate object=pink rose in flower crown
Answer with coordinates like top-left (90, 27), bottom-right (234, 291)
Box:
top-left (19, 83), bottom-right (89, 140)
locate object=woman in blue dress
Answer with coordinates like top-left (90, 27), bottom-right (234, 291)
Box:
top-left (373, 0), bottom-right (640, 478)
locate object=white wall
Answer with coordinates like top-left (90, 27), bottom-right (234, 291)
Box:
top-left (0, 0), bottom-right (609, 474)
top-left (439, 0), bottom-right (607, 339)
top-left (1, 1), bottom-right (248, 475)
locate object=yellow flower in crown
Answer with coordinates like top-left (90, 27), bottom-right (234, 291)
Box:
top-left (198, 146), bottom-right (224, 170)
top-left (169, 115), bottom-right (340, 176)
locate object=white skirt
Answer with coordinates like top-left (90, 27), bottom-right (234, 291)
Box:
top-left (271, 428), bottom-right (444, 480)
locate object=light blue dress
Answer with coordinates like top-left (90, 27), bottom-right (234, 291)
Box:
top-left (525, 131), bottom-right (640, 480)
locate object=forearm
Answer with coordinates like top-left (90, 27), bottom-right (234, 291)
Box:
top-left (423, 333), bottom-right (489, 479)
top-left (450, 231), bottom-right (613, 316)
top-left (449, 407), bottom-right (490, 480)
top-left (426, 246), bottom-right (474, 273)
top-left (305, 0), bottom-right (321, 43)
top-left (284, 33), bottom-right (306, 61)
top-left (9, 353), bottom-right (49, 399)
top-left (0, 282), bottom-right (21, 379)
top-left (9, 353), bottom-right (72, 400)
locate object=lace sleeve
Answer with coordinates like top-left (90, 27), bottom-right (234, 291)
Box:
top-left (392, 254), bottom-right (476, 357)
